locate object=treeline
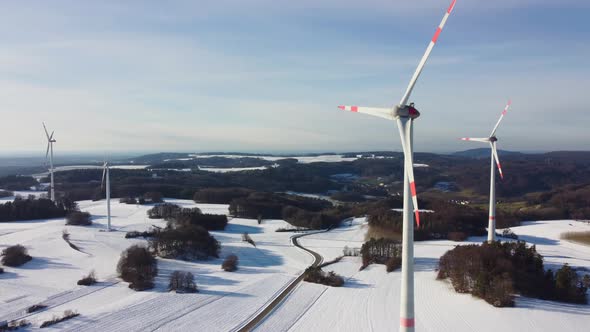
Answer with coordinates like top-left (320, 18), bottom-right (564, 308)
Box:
top-left (151, 156), bottom-right (274, 169)
top-left (193, 187), bottom-right (253, 204)
top-left (0, 175), bottom-right (37, 191)
top-left (0, 196), bottom-right (76, 222)
top-left (147, 203), bottom-right (228, 231)
top-left (366, 199), bottom-right (491, 241)
top-left (229, 192), bottom-right (331, 219)
top-left (438, 241), bottom-right (589, 307)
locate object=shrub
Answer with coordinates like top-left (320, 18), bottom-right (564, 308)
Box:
top-left (343, 246), bottom-right (360, 257)
top-left (447, 231), bottom-right (468, 242)
top-left (26, 304), bottom-right (47, 313)
top-left (168, 271), bottom-right (197, 293)
top-left (242, 232), bottom-right (256, 247)
top-left (1, 319), bottom-right (30, 331)
top-left (0, 267), bottom-right (3, 274)
top-left (39, 310), bottom-right (79, 328)
top-left (125, 230), bottom-right (156, 239)
top-left (303, 267), bottom-right (344, 287)
top-left (119, 197), bottom-right (138, 204)
top-left (222, 254), bottom-right (239, 272)
top-left (501, 228), bottom-right (519, 240)
top-left (150, 224), bottom-right (220, 260)
top-left (143, 191), bottom-right (164, 203)
top-left (77, 270), bottom-right (97, 286)
top-left (117, 245), bottom-right (157, 291)
top-left (1, 245), bottom-right (32, 267)
top-left (554, 264), bottom-right (588, 304)
top-left (66, 211), bottom-right (92, 226)
top-left (385, 256), bottom-right (402, 272)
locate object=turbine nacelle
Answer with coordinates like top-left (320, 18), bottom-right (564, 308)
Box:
top-left (395, 103), bottom-right (420, 120)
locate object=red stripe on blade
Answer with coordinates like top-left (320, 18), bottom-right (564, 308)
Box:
top-left (415, 211), bottom-right (421, 228)
top-left (338, 105), bottom-right (345, 110)
top-left (351, 106), bottom-right (358, 112)
top-left (432, 27), bottom-right (442, 43)
top-left (489, 216), bottom-right (496, 220)
top-left (447, 0), bottom-right (457, 14)
top-left (410, 181), bottom-right (417, 196)
top-left (401, 318), bottom-right (415, 327)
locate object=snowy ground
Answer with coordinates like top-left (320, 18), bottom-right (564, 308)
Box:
top-left (2, 198), bottom-right (589, 331)
top-left (255, 218), bottom-right (590, 332)
top-left (0, 199), bottom-right (312, 331)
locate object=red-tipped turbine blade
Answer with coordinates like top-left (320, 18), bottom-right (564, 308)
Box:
top-left (397, 117), bottom-right (421, 228)
top-left (398, 0), bottom-right (457, 106)
top-left (490, 100), bottom-right (512, 137)
top-left (337, 105), bottom-right (394, 120)
top-left (491, 142), bottom-right (504, 179)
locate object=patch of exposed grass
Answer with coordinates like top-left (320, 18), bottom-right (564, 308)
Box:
top-left (561, 231), bottom-right (590, 246)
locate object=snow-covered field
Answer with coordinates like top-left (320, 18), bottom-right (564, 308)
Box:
top-left (255, 218), bottom-right (590, 332)
top-left (0, 199), bottom-right (312, 330)
top-left (2, 197), bottom-right (589, 331)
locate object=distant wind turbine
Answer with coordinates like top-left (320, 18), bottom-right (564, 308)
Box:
top-left (101, 160), bottom-right (112, 231)
top-left (461, 100), bottom-right (512, 242)
top-left (42, 122), bottom-right (56, 202)
top-left (338, 0), bottom-right (457, 330)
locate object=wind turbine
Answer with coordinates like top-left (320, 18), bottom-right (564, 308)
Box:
top-left (101, 161), bottom-right (112, 231)
top-left (42, 122), bottom-right (56, 201)
top-left (338, 1), bottom-right (457, 330)
top-left (461, 100), bottom-right (511, 242)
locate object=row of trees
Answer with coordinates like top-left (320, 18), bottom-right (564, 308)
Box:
top-left (360, 238), bottom-right (402, 272)
top-left (0, 196), bottom-right (76, 222)
top-left (149, 224), bottom-right (220, 260)
top-left (438, 241), bottom-right (589, 306)
top-left (147, 203), bottom-right (228, 231)
top-left (229, 192), bottom-right (330, 219)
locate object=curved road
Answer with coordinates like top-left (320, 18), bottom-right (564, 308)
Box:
top-left (237, 230), bottom-right (327, 332)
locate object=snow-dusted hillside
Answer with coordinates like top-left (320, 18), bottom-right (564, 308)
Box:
top-left (1, 198), bottom-right (589, 331)
top-left (0, 200), bottom-right (312, 330)
top-left (256, 218), bottom-right (590, 332)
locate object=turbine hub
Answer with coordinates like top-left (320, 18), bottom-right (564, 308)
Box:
top-left (490, 136), bottom-right (498, 142)
top-left (395, 103), bottom-right (420, 119)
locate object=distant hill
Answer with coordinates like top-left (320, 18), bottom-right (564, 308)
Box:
top-left (452, 148), bottom-right (524, 159)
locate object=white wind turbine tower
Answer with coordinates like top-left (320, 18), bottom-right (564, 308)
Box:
top-left (461, 100), bottom-right (512, 242)
top-left (338, 1), bottom-right (457, 330)
top-left (101, 161), bottom-right (112, 231)
top-left (42, 122), bottom-right (56, 201)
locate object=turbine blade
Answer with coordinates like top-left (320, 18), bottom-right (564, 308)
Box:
top-left (396, 117), bottom-right (421, 227)
top-left (460, 137), bottom-right (491, 143)
top-left (45, 143), bottom-right (50, 160)
top-left (42, 122), bottom-right (50, 140)
top-left (399, 0), bottom-right (457, 106)
top-left (338, 105), bottom-right (394, 120)
top-left (491, 142), bottom-right (504, 179)
top-left (49, 131), bottom-right (54, 141)
top-left (490, 100), bottom-right (511, 137)
top-left (101, 165), bottom-right (107, 189)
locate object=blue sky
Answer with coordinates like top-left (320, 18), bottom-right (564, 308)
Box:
top-left (0, 0), bottom-right (589, 154)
